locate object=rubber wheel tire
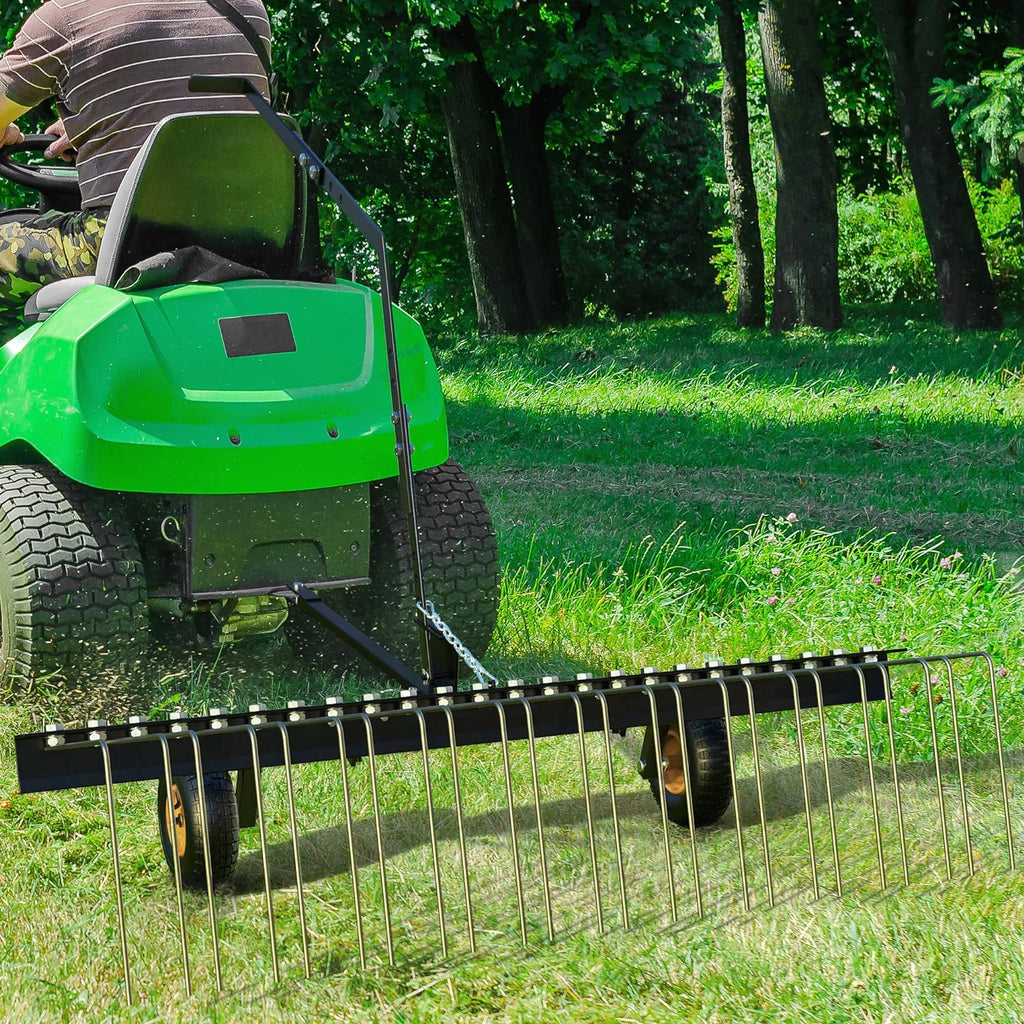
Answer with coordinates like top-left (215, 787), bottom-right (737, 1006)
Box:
top-left (649, 718), bottom-right (733, 827)
top-left (287, 460), bottom-right (500, 671)
top-left (0, 464), bottom-right (148, 692)
top-left (157, 773), bottom-right (239, 889)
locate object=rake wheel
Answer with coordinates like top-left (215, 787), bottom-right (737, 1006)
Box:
top-left (0, 464), bottom-right (148, 692)
top-left (649, 718), bottom-right (733, 827)
top-left (288, 460), bottom-right (499, 670)
top-left (157, 773), bottom-right (239, 889)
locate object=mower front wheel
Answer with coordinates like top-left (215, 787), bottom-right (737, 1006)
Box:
top-left (646, 718), bottom-right (733, 828)
top-left (157, 772), bottom-right (239, 889)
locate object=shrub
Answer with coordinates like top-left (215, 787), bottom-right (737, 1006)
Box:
top-left (713, 173), bottom-right (1024, 311)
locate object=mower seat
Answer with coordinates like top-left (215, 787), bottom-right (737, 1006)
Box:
top-left (26, 111), bottom-right (307, 322)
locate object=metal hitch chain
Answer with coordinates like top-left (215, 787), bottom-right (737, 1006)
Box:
top-left (417, 599), bottom-right (499, 688)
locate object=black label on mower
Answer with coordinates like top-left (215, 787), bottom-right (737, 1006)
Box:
top-left (219, 313), bottom-right (296, 358)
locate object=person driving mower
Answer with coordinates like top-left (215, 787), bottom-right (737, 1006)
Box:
top-left (0, 0), bottom-right (271, 310)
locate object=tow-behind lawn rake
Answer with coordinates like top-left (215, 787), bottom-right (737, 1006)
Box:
top-left (9, 79), bottom-right (1021, 1003)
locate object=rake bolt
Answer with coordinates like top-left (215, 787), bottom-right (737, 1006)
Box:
top-left (248, 703), bottom-right (269, 724)
top-left (169, 711), bottom-right (188, 733)
top-left (44, 723), bottom-right (65, 747)
top-left (127, 715), bottom-right (149, 738)
top-left (287, 700), bottom-right (307, 722)
top-left (87, 719), bottom-right (108, 741)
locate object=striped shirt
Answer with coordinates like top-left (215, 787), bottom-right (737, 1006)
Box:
top-left (0, 0), bottom-right (271, 208)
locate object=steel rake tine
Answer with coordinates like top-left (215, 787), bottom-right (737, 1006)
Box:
top-left (918, 658), bottom-right (953, 881)
top-left (330, 719), bottom-right (366, 969)
top-left (275, 723), bottom-right (310, 978)
top-left (568, 691), bottom-right (604, 934)
top-left (98, 739), bottom-right (133, 1005)
top-left (939, 656), bottom-right (973, 876)
top-left (810, 671), bottom-right (842, 897)
top-left (519, 698), bottom-right (554, 942)
top-left (739, 675), bottom-right (774, 908)
top-left (669, 682), bottom-right (703, 918)
top-left (715, 680), bottom-right (749, 912)
top-left (643, 686), bottom-right (677, 925)
top-left (784, 672), bottom-right (819, 900)
top-left (157, 734), bottom-right (191, 996)
top-left (441, 705), bottom-right (476, 952)
top-left (879, 661), bottom-right (910, 885)
top-left (981, 653), bottom-right (1016, 870)
top-left (187, 731), bottom-right (223, 992)
top-left (360, 712), bottom-right (394, 965)
top-left (413, 709), bottom-right (448, 957)
top-left (592, 690), bottom-right (629, 930)
top-left (494, 700), bottom-right (528, 945)
top-left (241, 725), bottom-right (279, 983)
top-left (854, 665), bottom-right (886, 890)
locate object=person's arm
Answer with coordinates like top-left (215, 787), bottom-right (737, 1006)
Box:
top-left (0, 93), bottom-right (32, 148)
top-left (0, 4), bottom-right (71, 148)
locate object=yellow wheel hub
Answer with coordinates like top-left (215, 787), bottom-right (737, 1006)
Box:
top-left (165, 783), bottom-right (187, 858)
top-left (661, 729), bottom-right (687, 796)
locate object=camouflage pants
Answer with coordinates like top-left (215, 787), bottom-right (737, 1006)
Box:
top-left (0, 208), bottom-right (107, 308)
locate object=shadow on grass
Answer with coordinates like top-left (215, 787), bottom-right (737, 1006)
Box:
top-left (436, 306), bottom-right (1024, 387)
top-left (449, 396), bottom-right (1023, 558)
top-left (440, 309), bottom-right (1024, 558)
top-left (230, 748), bottom-right (1022, 894)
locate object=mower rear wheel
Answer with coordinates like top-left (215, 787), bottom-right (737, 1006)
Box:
top-left (157, 773), bottom-right (239, 889)
top-left (288, 460), bottom-right (499, 672)
top-left (648, 718), bottom-right (733, 828)
top-left (0, 464), bottom-right (148, 692)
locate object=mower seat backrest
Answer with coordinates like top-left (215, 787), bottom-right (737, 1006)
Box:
top-left (93, 111), bottom-right (305, 288)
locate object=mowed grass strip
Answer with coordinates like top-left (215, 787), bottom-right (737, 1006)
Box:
top-left (1, 308), bottom-right (1023, 1021)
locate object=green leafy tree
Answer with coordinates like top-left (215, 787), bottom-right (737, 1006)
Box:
top-left (933, 47), bottom-right (1024, 231)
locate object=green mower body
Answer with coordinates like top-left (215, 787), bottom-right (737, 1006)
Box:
top-left (0, 279), bottom-right (448, 494)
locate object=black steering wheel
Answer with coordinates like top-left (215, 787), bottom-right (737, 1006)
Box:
top-left (0, 134), bottom-right (81, 199)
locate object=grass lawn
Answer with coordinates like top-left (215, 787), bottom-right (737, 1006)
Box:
top-left (1, 306), bottom-right (1023, 1022)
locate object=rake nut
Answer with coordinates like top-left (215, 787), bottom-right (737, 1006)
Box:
top-left (127, 715), bottom-right (149, 738)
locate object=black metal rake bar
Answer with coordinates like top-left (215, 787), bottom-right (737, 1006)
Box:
top-left (18, 648), bottom-right (897, 792)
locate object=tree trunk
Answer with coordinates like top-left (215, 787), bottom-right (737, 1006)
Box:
top-left (758, 0), bottom-right (841, 330)
top-left (718, 0), bottom-right (765, 328)
top-left (437, 21), bottom-right (535, 334)
top-left (869, 0), bottom-right (1001, 330)
top-left (498, 95), bottom-right (571, 326)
